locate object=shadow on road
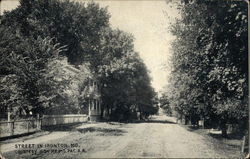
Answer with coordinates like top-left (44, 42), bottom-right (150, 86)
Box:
top-left (208, 132), bottom-right (244, 140)
top-left (186, 125), bottom-right (200, 132)
top-left (77, 127), bottom-right (126, 136)
top-left (132, 119), bottom-right (177, 124)
top-left (42, 123), bottom-right (83, 131)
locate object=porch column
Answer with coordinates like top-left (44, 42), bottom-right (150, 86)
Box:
top-left (88, 99), bottom-right (91, 116)
top-left (98, 100), bottom-right (101, 114)
top-left (92, 100), bottom-right (94, 110)
top-left (95, 99), bottom-right (97, 110)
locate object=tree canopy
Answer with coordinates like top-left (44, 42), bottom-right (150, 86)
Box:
top-left (0, 0), bottom-right (157, 121)
top-left (1, 0), bottom-right (110, 64)
top-left (94, 28), bottom-right (158, 121)
top-left (166, 0), bottom-right (248, 136)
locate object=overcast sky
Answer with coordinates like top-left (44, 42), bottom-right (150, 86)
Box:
top-left (0, 0), bottom-right (179, 92)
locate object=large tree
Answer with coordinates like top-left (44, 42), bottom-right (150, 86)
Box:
top-left (167, 0), bottom-right (248, 136)
top-left (0, 0), bottom-right (109, 117)
top-left (0, 25), bottom-right (65, 118)
top-left (95, 28), bottom-right (158, 121)
top-left (1, 0), bottom-right (110, 65)
top-left (0, 0), bottom-right (157, 120)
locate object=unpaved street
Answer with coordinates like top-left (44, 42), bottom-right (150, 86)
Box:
top-left (2, 115), bottom-right (229, 158)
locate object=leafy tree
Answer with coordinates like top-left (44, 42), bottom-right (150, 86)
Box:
top-left (39, 57), bottom-right (92, 115)
top-left (159, 93), bottom-right (172, 116)
top-left (0, 0), bottom-right (110, 117)
top-left (0, 24), bottom-right (65, 117)
top-left (95, 28), bottom-right (158, 121)
top-left (0, 0), bottom-right (157, 121)
top-left (167, 0), bottom-right (248, 136)
top-left (1, 0), bottom-right (110, 65)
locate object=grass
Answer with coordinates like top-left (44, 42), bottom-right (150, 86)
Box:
top-left (2, 123), bottom-right (127, 159)
top-left (183, 124), bottom-right (246, 158)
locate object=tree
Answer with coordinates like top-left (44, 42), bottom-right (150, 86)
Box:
top-left (0, 0), bottom-right (157, 121)
top-left (0, 24), bottom-right (66, 117)
top-left (167, 0), bottom-right (248, 136)
top-left (95, 28), bottom-right (158, 121)
top-left (39, 57), bottom-right (92, 115)
top-left (0, 0), bottom-right (110, 117)
top-left (1, 0), bottom-right (110, 65)
top-left (159, 93), bottom-right (172, 116)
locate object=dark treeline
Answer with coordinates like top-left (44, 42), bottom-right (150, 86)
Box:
top-left (160, 0), bottom-right (248, 137)
top-left (0, 0), bottom-right (158, 121)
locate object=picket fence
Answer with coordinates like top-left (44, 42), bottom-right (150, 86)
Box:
top-left (0, 114), bottom-right (88, 138)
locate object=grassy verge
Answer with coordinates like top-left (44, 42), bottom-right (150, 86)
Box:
top-left (2, 123), bottom-right (126, 159)
top-left (182, 124), bottom-right (246, 158)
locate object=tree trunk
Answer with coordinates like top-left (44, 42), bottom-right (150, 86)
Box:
top-left (221, 127), bottom-right (227, 137)
top-left (220, 121), bottom-right (228, 137)
top-left (185, 116), bottom-right (189, 125)
top-left (100, 106), bottom-right (104, 119)
top-left (180, 114), bottom-right (183, 124)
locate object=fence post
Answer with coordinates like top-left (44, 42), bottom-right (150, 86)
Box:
top-left (36, 114), bottom-right (40, 130)
top-left (40, 115), bottom-right (42, 130)
top-left (7, 111), bottom-right (11, 123)
top-left (11, 121), bottom-right (14, 136)
top-left (8, 111), bottom-right (11, 132)
top-left (242, 135), bottom-right (246, 153)
top-left (7, 110), bottom-right (14, 136)
top-left (27, 121), bottom-right (29, 133)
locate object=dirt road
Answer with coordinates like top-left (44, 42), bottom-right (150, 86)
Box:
top-left (1, 115), bottom-right (229, 158)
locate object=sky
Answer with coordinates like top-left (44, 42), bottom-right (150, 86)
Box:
top-left (0, 0), bottom-right (179, 92)
top-left (0, 0), bottom-right (20, 15)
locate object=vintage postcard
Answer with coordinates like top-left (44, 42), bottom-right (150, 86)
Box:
top-left (0, 0), bottom-right (249, 158)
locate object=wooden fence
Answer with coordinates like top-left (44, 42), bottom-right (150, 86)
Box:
top-left (0, 114), bottom-right (88, 138)
top-left (42, 114), bottom-right (88, 126)
top-left (0, 118), bottom-right (40, 138)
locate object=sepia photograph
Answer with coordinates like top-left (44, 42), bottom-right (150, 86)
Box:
top-left (0, 0), bottom-right (249, 158)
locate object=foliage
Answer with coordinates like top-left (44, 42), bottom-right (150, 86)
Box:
top-left (96, 28), bottom-right (158, 121)
top-left (167, 0), bottom-right (248, 135)
top-left (1, 0), bottom-right (110, 65)
top-left (0, 25), bottom-right (65, 117)
top-left (0, 0), bottom-right (157, 120)
top-left (159, 93), bottom-right (172, 116)
top-left (0, 0), bottom-right (109, 116)
top-left (38, 58), bottom-right (91, 115)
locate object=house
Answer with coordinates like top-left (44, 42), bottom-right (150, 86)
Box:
top-left (85, 77), bottom-right (102, 121)
top-left (62, 59), bottom-right (102, 121)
